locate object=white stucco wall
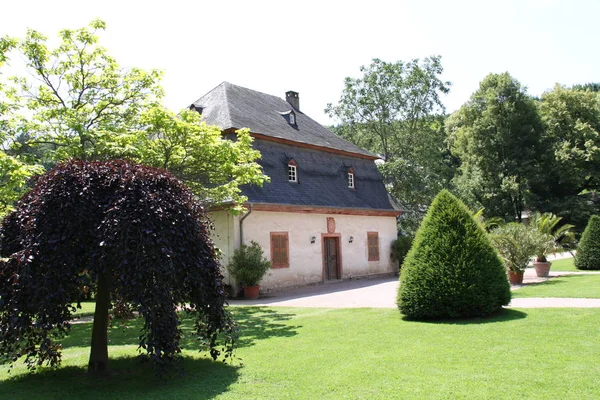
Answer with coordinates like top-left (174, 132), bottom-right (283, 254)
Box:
top-left (208, 210), bottom-right (238, 283)
top-left (215, 210), bottom-right (398, 290)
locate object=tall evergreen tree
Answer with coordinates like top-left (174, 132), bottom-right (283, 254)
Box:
top-left (397, 190), bottom-right (511, 319)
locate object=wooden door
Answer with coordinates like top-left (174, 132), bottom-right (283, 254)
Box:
top-left (324, 237), bottom-right (340, 280)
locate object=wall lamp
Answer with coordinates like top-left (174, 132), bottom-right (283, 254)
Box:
top-left (348, 236), bottom-right (354, 243)
top-left (310, 236), bottom-right (316, 244)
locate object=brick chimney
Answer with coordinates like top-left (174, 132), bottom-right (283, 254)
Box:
top-left (286, 90), bottom-right (299, 110)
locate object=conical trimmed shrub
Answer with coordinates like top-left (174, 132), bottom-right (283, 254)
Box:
top-left (397, 190), bottom-right (511, 319)
top-left (575, 215), bottom-right (600, 270)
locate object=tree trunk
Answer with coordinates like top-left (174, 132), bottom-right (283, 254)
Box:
top-left (88, 271), bottom-right (111, 374)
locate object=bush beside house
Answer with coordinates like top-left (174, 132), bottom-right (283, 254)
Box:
top-left (397, 190), bottom-right (511, 320)
top-left (228, 241), bottom-right (271, 298)
top-left (576, 215), bottom-right (600, 270)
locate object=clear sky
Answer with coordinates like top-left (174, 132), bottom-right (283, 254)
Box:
top-left (1, 0), bottom-right (598, 125)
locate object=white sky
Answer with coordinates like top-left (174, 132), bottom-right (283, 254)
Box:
top-left (1, 0), bottom-right (599, 125)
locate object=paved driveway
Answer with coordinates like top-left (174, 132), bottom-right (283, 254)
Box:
top-left (229, 267), bottom-right (600, 309)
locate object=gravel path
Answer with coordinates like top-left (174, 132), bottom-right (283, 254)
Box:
top-left (229, 259), bottom-right (600, 309)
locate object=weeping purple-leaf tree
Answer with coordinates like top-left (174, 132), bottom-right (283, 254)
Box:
top-left (0, 160), bottom-right (236, 375)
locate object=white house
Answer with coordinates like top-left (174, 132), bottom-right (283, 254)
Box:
top-left (191, 82), bottom-right (402, 291)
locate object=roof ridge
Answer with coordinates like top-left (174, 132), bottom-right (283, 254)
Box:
top-left (221, 82), bottom-right (234, 129)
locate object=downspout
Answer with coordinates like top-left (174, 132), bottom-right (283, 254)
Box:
top-left (239, 203), bottom-right (253, 248)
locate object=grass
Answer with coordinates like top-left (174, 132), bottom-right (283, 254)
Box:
top-left (2, 306), bottom-right (600, 399)
top-left (513, 274), bottom-right (600, 298)
top-left (71, 301), bottom-right (97, 318)
top-left (546, 257), bottom-right (578, 272)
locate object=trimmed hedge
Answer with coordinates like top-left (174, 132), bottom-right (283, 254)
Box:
top-left (391, 236), bottom-right (413, 270)
top-left (575, 215), bottom-right (600, 270)
top-left (397, 190), bottom-right (511, 319)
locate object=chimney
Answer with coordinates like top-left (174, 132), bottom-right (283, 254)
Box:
top-left (286, 90), bottom-right (299, 110)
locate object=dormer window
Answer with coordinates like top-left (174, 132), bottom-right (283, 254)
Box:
top-left (288, 159), bottom-right (298, 183)
top-left (278, 110), bottom-right (297, 126)
top-left (348, 168), bottom-right (355, 189)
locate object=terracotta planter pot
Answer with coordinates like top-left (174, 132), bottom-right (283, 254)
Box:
top-left (508, 270), bottom-right (524, 285)
top-left (243, 285), bottom-right (260, 300)
top-left (533, 261), bottom-right (552, 277)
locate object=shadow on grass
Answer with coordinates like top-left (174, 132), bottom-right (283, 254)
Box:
top-left (61, 306), bottom-right (301, 351)
top-left (402, 308), bottom-right (528, 325)
top-left (1, 355), bottom-right (239, 400)
top-left (230, 306), bottom-right (301, 348)
top-left (60, 318), bottom-right (143, 348)
top-left (522, 274), bottom-right (588, 288)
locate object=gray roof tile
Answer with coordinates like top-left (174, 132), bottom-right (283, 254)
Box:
top-left (192, 82), bottom-right (375, 158)
top-left (192, 82), bottom-right (398, 211)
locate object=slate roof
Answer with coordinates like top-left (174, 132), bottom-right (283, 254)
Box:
top-left (192, 82), bottom-right (399, 212)
top-left (243, 140), bottom-right (397, 210)
top-left (191, 82), bottom-right (376, 158)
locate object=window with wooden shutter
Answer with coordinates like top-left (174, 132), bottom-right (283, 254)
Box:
top-left (367, 232), bottom-right (379, 261)
top-left (270, 232), bottom-right (290, 268)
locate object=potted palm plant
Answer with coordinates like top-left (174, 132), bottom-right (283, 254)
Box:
top-left (530, 212), bottom-right (576, 277)
top-left (228, 241), bottom-right (271, 299)
top-left (490, 223), bottom-right (551, 285)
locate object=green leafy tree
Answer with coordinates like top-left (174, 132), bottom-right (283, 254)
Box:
top-left (448, 72), bottom-right (544, 221)
top-left (326, 57), bottom-right (453, 234)
top-left (1, 19), bottom-right (162, 162)
top-left (0, 21), bottom-right (266, 211)
top-left (575, 215), bottom-right (600, 270)
top-left (138, 107), bottom-right (268, 208)
top-left (0, 160), bottom-right (236, 375)
top-left (0, 37), bottom-right (44, 217)
top-left (532, 84), bottom-right (600, 228)
top-left (0, 152), bottom-right (43, 216)
top-left (397, 190), bottom-right (511, 319)
top-left (572, 82), bottom-right (600, 93)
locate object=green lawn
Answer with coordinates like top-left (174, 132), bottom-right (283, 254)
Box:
top-left (513, 274), bottom-right (600, 298)
top-left (2, 307), bottom-right (600, 399)
top-left (71, 301), bottom-right (97, 318)
top-left (546, 257), bottom-right (578, 272)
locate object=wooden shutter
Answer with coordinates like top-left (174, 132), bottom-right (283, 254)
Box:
top-left (367, 232), bottom-right (379, 261)
top-left (271, 232), bottom-right (289, 268)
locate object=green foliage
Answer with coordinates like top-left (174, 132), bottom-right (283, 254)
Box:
top-left (0, 21), bottom-right (266, 212)
top-left (397, 190), bottom-right (510, 319)
top-left (0, 152), bottom-right (44, 217)
top-left (0, 160), bottom-right (236, 373)
top-left (572, 82), bottom-right (600, 93)
top-left (390, 236), bottom-right (413, 269)
top-left (472, 207), bottom-right (505, 232)
top-left (228, 241), bottom-right (271, 286)
top-left (530, 212), bottom-right (576, 261)
top-left (326, 57), bottom-right (453, 235)
top-left (575, 215), bottom-right (600, 270)
top-left (448, 72), bottom-right (544, 221)
top-left (532, 84), bottom-right (600, 229)
top-left (138, 107), bottom-right (268, 208)
top-left (1, 19), bottom-right (162, 162)
top-left (490, 223), bottom-right (552, 273)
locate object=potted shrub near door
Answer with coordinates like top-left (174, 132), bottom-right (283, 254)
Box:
top-left (228, 241), bottom-right (271, 299)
